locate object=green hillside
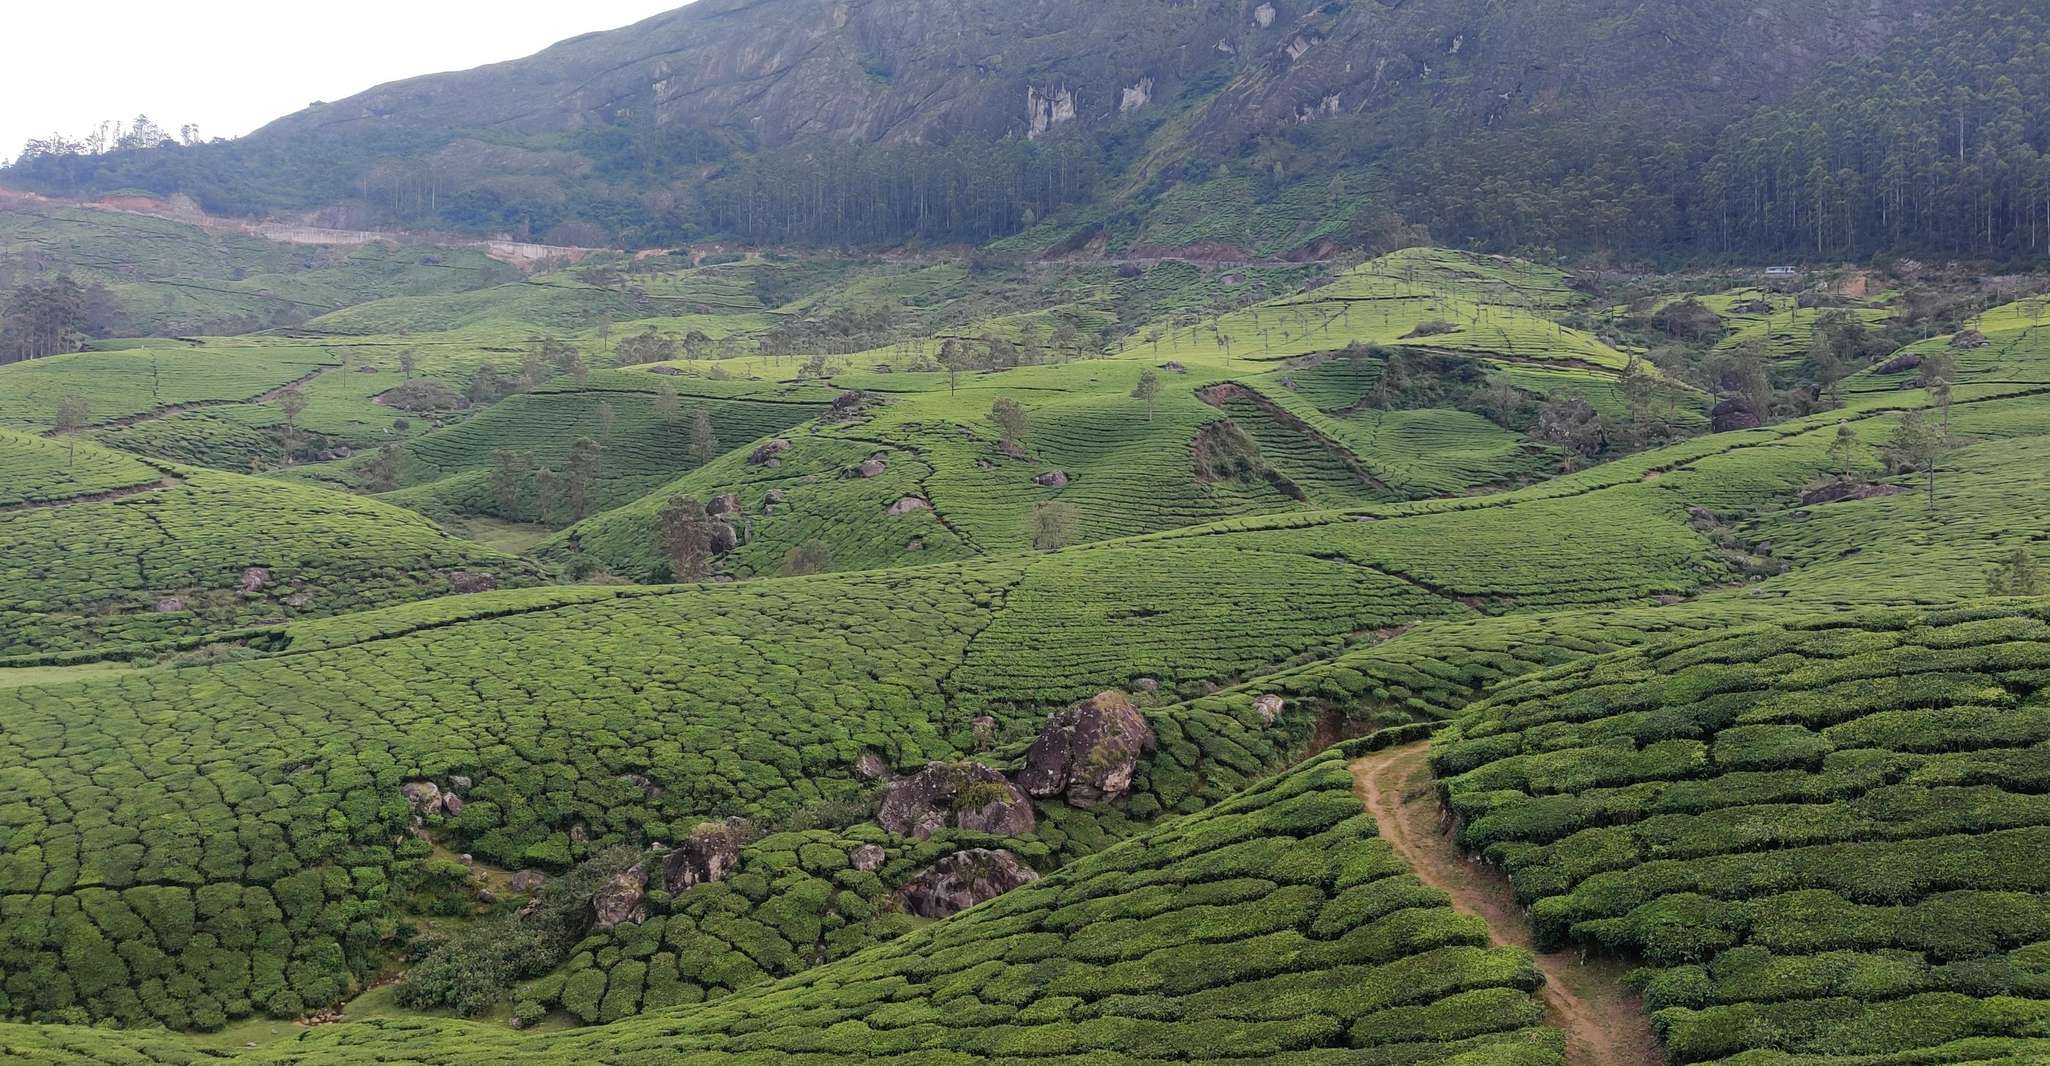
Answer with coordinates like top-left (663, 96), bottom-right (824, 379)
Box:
top-left (5, 136), bottom-right (2050, 1066)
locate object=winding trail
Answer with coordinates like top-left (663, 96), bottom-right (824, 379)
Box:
top-left (1349, 742), bottom-right (1663, 1066)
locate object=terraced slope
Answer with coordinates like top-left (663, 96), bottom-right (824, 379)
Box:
top-left (0, 744), bottom-right (1566, 1066)
top-left (369, 373), bottom-right (837, 521)
top-left (0, 345), bottom-right (334, 431)
top-left (1432, 604), bottom-right (2050, 1065)
top-left (0, 430), bottom-right (163, 508)
top-left (0, 449), bottom-right (535, 659)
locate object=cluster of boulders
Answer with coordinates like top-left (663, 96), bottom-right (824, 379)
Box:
top-left (400, 776), bottom-right (472, 821)
top-left (702, 495), bottom-right (749, 555)
top-left (857, 690), bottom-right (1167, 918)
top-left (588, 820), bottom-right (747, 931)
top-left (663, 822), bottom-right (741, 891)
top-left (749, 439), bottom-right (792, 466)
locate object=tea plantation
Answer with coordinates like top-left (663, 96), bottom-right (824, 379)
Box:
top-left (0, 745), bottom-right (1566, 1066)
top-left (9, 208), bottom-right (2050, 1066)
top-left (0, 444), bottom-right (537, 659)
top-left (1433, 604), bottom-right (2050, 1064)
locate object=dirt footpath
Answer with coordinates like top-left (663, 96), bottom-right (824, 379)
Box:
top-left (1349, 742), bottom-right (1665, 1066)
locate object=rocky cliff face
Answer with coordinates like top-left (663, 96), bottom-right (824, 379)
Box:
top-left (10, 0), bottom-right (1951, 252)
top-left (253, 0), bottom-right (1254, 153)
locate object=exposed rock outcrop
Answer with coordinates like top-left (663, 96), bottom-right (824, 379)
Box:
top-left (448, 572), bottom-right (497, 595)
top-left (879, 761), bottom-right (1036, 840)
top-left (887, 496), bottom-right (932, 515)
top-left (1710, 397), bottom-right (1763, 433)
top-left (849, 844), bottom-right (886, 872)
top-left (1253, 693), bottom-right (1285, 725)
top-left (1951, 330), bottom-right (1989, 350)
top-left (900, 849), bottom-right (1039, 918)
top-left (848, 459), bottom-right (887, 479)
top-left (1016, 691), bottom-right (1157, 807)
top-left (1033, 470), bottom-right (1070, 488)
top-left (662, 824), bottom-right (741, 892)
top-left (239, 567), bottom-right (272, 593)
top-left (590, 864), bottom-right (647, 930)
top-left (749, 440), bottom-right (792, 466)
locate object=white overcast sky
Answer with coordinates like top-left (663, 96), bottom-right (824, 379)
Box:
top-left (0, 1), bottom-right (690, 161)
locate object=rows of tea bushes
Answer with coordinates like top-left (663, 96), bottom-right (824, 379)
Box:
top-left (0, 460), bottom-right (535, 659)
top-left (529, 598), bottom-right (1791, 1024)
top-left (91, 411), bottom-right (288, 470)
top-left (946, 538), bottom-right (1466, 716)
top-left (1213, 393), bottom-right (1392, 507)
top-left (0, 345), bottom-right (334, 431)
top-left (0, 746), bottom-right (1565, 1065)
top-left (0, 497), bottom-right (1565, 1027)
top-left (529, 828), bottom-right (1051, 1022)
top-left (0, 568), bottom-right (1013, 1027)
top-left (1433, 604), bottom-right (2050, 1064)
top-left (378, 372), bottom-right (835, 519)
top-left (1743, 433), bottom-right (2050, 608)
top-left (549, 434), bottom-right (975, 580)
top-left (0, 430), bottom-right (161, 507)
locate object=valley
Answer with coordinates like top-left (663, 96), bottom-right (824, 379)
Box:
top-left (3, 1), bottom-right (2050, 1063)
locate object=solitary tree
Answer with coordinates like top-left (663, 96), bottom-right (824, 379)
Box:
top-left (595, 401), bottom-right (616, 443)
top-left (1825, 420), bottom-right (1865, 483)
top-left (565, 437), bottom-right (604, 520)
top-left (1885, 410), bottom-right (1948, 508)
top-left (1931, 377), bottom-right (1954, 436)
top-left (938, 339), bottom-right (968, 395)
top-left (1028, 500), bottom-right (1081, 551)
top-left (690, 410), bottom-right (717, 461)
top-left (652, 382), bottom-right (680, 421)
top-left (53, 393), bottom-right (90, 464)
top-left (656, 495), bottom-right (715, 581)
top-left (398, 349), bottom-right (419, 381)
top-left (362, 444), bottom-right (404, 492)
top-left (780, 540), bottom-right (834, 577)
top-left (278, 386), bottom-right (309, 451)
top-left (534, 468), bottom-right (564, 525)
top-left (1131, 369), bottom-right (1162, 421)
top-left (1620, 355), bottom-right (1658, 443)
top-left (1988, 545), bottom-right (2045, 597)
top-left (991, 397), bottom-right (1030, 451)
top-left (490, 449), bottom-right (534, 514)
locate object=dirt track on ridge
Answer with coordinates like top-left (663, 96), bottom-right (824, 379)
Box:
top-left (1349, 742), bottom-right (1664, 1066)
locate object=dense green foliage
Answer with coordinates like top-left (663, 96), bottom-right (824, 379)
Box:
top-left (12, 0), bottom-right (2050, 263)
top-left (1435, 604), bottom-right (2050, 1064)
top-left (0, 445), bottom-right (534, 659)
top-left (0, 746), bottom-right (1566, 1065)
